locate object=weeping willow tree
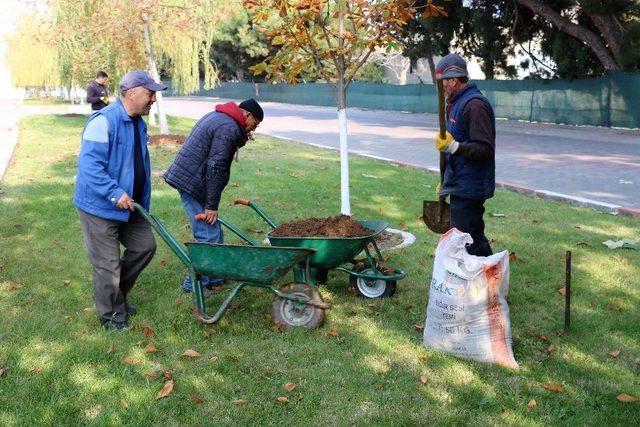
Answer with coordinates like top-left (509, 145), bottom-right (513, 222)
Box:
top-left (7, 0), bottom-right (235, 133)
top-left (5, 11), bottom-right (61, 89)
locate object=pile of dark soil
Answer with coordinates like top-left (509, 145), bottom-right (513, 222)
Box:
top-left (148, 134), bottom-right (186, 146)
top-left (270, 214), bottom-right (373, 238)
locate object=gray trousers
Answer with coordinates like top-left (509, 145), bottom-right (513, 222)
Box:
top-left (77, 208), bottom-right (156, 323)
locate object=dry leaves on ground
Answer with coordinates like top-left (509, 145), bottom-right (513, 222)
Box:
top-left (548, 343), bottom-right (556, 353)
top-left (283, 382), bottom-right (297, 392)
top-left (156, 380), bottom-right (174, 399)
top-left (62, 279), bottom-right (71, 286)
top-left (556, 287), bottom-right (566, 296)
top-left (190, 396), bottom-right (205, 404)
top-left (326, 328), bottom-right (339, 337)
top-left (3, 283), bottom-right (20, 291)
top-left (143, 344), bottom-right (158, 354)
top-left (182, 349), bottom-right (201, 358)
top-left (419, 375), bottom-right (429, 384)
top-left (122, 357), bottom-right (139, 366)
top-left (232, 399), bottom-right (247, 405)
top-left (527, 399), bottom-right (537, 409)
top-left (275, 396), bottom-right (289, 403)
top-left (616, 393), bottom-right (637, 403)
top-left (107, 343), bottom-right (115, 354)
top-left (29, 365), bottom-right (43, 373)
top-left (413, 324), bottom-right (424, 332)
top-left (0, 367), bottom-right (8, 377)
top-left (142, 327), bottom-right (154, 338)
top-left (536, 333), bottom-right (549, 342)
top-left (608, 350), bottom-right (621, 359)
top-left (541, 383), bottom-right (563, 392)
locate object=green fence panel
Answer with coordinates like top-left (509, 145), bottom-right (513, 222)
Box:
top-left (167, 72), bottom-right (639, 128)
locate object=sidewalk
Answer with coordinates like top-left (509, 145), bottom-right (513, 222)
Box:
top-left (0, 98), bottom-right (19, 181)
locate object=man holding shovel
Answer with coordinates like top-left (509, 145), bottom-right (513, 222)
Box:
top-left (163, 99), bottom-right (263, 293)
top-left (433, 54), bottom-right (495, 256)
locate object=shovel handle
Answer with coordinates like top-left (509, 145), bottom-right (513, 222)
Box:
top-left (437, 80), bottom-right (446, 139)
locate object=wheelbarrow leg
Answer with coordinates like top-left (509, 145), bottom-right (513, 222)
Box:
top-left (193, 278), bottom-right (247, 324)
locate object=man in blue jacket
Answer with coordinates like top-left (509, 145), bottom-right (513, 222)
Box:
top-left (74, 70), bottom-right (166, 331)
top-left (433, 54), bottom-right (495, 257)
top-left (164, 98), bottom-right (263, 292)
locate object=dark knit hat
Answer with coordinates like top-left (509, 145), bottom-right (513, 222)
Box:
top-left (238, 98), bottom-right (264, 122)
top-left (435, 54), bottom-right (469, 80)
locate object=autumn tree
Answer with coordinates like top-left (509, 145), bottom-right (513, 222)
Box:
top-left (245, 0), bottom-right (446, 215)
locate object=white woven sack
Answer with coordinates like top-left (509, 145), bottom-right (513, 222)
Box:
top-left (423, 228), bottom-right (518, 368)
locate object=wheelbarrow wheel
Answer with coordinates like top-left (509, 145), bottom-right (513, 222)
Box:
top-left (270, 283), bottom-right (325, 330)
top-left (350, 266), bottom-right (396, 299)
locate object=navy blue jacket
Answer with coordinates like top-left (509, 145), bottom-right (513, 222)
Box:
top-left (163, 110), bottom-right (246, 210)
top-left (442, 83), bottom-right (496, 200)
top-left (73, 99), bottom-right (151, 221)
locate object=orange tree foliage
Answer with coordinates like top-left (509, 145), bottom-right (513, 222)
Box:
top-left (245, 0), bottom-right (447, 91)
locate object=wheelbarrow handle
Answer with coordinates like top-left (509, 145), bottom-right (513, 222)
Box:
top-left (233, 198), bottom-right (250, 206)
top-left (232, 197), bottom-right (279, 229)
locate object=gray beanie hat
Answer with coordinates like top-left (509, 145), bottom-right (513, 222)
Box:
top-left (435, 54), bottom-right (469, 80)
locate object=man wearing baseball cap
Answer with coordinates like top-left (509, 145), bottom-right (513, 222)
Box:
top-left (74, 70), bottom-right (167, 331)
top-left (434, 54), bottom-right (495, 256)
top-left (164, 98), bottom-right (264, 294)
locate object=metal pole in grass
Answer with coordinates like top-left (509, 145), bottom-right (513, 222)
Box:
top-left (564, 250), bottom-right (572, 332)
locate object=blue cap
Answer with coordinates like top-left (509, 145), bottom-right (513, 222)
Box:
top-left (119, 70), bottom-right (167, 92)
top-left (435, 54), bottom-right (469, 80)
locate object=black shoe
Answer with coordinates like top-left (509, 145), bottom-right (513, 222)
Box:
top-left (125, 301), bottom-right (137, 316)
top-left (102, 320), bottom-right (129, 332)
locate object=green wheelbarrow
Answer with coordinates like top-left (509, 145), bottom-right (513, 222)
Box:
top-left (232, 199), bottom-right (406, 298)
top-left (133, 203), bottom-right (330, 330)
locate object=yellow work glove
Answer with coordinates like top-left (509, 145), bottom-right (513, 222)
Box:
top-left (435, 183), bottom-right (441, 196)
top-left (100, 96), bottom-right (110, 104)
top-left (434, 131), bottom-right (459, 153)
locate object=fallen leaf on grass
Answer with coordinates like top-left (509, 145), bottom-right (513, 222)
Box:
top-left (617, 393), bottom-right (638, 403)
top-left (556, 287), bottom-right (566, 296)
top-left (527, 399), bottom-right (537, 409)
top-left (29, 365), bottom-right (44, 373)
top-left (182, 349), bottom-right (201, 358)
top-left (164, 371), bottom-right (173, 380)
top-left (419, 375), bottom-right (429, 384)
top-left (608, 350), bottom-right (621, 359)
top-left (143, 344), bottom-right (158, 354)
top-left (0, 367), bottom-right (8, 377)
top-left (404, 304), bottom-right (414, 311)
top-left (122, 357), bottom-right (139, 366)
top-left (541, 383), bottom-right (563, 392)
top-left (509, 252), bottom-right (517, 262)
top-left (174, 299), bottom-right (183, 306)
top-left (536, 333), bottom-right (549, 342)
top-left (413, 324), bottom-right (424, 332)
top-left (190, 396), bottom-right (205, 404)
top-left (62, 279), bottom-right (71, 286)
top-left (145, 370), bottom-right (163, 378)
top-left (326, 328), bottom-right (340, 337)
top-left (283, 382), bottom-right (297, 392)
top-left (3, 283), bottom-right (20, 291)
top-left (120, 398), bottom-right (129, 409)
top-left (275, 396), bottom-right (289, 403)
top-left (156, 380), bottom-right (174, 399)
top-left (418, 355), bottom-right (429, 362)
top-left (107, 343), bottom-right (115, 354)
top-left (548, 343), bottom-right (556, 353)
top-left (142, 327), bottom-right (154, 338)
top-left (232, 399), bottom-right (247, 405)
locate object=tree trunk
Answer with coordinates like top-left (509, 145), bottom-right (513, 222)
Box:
top-left (427, 55), bottom-right (436, 85)
top-left (337, 4), bottom-right (350, 216)
top-left (589, 13), bottom-right (624, 67)
top-left (141, 13), bottom-right (169, 135)
top-left (515, 0), bottom-right (620, 70)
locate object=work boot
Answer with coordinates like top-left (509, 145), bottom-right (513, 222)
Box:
top-left (125, 301), bottom-right (137, 316)
top-left (101, 319), bottom-right (129, 332)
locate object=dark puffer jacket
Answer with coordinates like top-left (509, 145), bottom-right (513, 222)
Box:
top-left (163, 105), bottom-right (247, 210)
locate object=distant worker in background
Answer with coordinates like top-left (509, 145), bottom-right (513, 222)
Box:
top-left (86, 71), bottom-right (110, 111)
top-left (434, 53), bottom-right (495, 257)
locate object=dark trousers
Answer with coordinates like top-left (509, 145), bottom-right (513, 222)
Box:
top-left (450, 195), bottom-right (493, 257)
top-left (77, 209), bottom-right (156, 323)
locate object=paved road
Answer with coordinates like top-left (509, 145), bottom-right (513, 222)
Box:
top-left (163, 97), bottom-right (640, 213)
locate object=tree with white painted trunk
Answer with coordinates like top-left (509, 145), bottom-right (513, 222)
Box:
top-left (245, 0), bottom-right (446, 215)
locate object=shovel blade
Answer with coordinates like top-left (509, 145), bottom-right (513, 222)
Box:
top-left (422, 199), bottom-right (451, 234)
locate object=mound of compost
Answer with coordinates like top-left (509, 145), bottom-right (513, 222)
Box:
top-left (270, 214), bottom-right (372, 238)
top-left (148, 134), bottom-right (186, 146)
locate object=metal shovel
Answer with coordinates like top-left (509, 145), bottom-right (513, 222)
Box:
top-left (422, 80), bottom-right (451, 234)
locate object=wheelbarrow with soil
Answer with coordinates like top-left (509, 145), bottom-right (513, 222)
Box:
top-left (133, 203), bottom-right (330, 330)
top-left (232, 199), bottom-right (406, 298)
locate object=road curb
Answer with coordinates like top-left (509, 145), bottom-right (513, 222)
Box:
top-left (291, 146), bottom-right (640, 218)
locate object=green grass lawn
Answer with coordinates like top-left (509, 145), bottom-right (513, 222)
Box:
top-left (0, 114), bottom-right (638, 425)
